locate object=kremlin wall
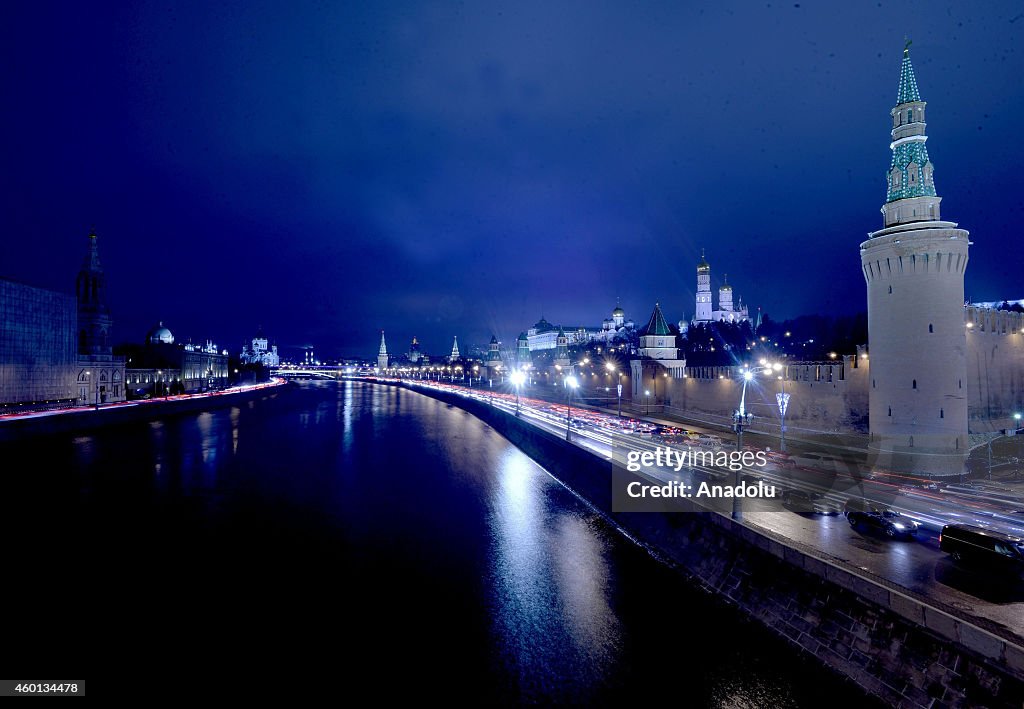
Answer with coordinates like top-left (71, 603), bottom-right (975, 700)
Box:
top-left (628, 47), bottom-right (1024, 476)
top-left (648, 308), bottom-right (1024, 442)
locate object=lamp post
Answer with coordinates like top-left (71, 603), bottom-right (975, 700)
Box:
top-left (565, 375), bottom-right (579, 440)
top-left (732, 369), bottom-right (755, 521)
top-left (510, 370), bottom-right (526, 416)
top-left (774, 362), bottom-right (787, 452)
top-left (644, 389), bottom-right (650, 416)
top-left (605, 363), bottom-right (621, 416)
top-left (1015, 413), bottom-right (1022, 480)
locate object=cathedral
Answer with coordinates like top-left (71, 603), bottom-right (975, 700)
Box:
top-left (240, 328), bottom-right (279, 366)
top-left (692, 251), bottom-right (750, 324)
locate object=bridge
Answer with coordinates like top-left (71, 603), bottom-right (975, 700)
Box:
top-left (271, 365), bottom-right (371, 380)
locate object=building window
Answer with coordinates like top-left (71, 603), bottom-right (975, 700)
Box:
top-left (888, 406), bottom-right (892, 417)
top-left (959, 379), bottom-right (962, 389)
top-left (907, 109), bottom-right (913, 123)
top-left (912, 379), bottom-right (917, 389)
top-left (940, 408), bottom-right (944, 419)
top-left (929, 324), bottom-right (933, 333)
top-left (889, 285), bottom-right (892, 294)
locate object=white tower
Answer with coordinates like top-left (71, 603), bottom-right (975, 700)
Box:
top-left (377, 330), bottom-right (389, 371)
top-left (449, 336), bottom-right (460, 362)
top-left (718, 274), bottom-right (733, 314)
top-left (695, 251), bottom-right (712, 322)
top-left (860, 43), bottom-right (969, 476)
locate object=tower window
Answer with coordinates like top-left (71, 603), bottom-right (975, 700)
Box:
top-left (912, 379), bottom-right (917, 389)
top-left (888, 406), bottom-right (892, 417)
top-left (940, 408), bottom-right (944, 419)
top-left (873, 379), bottom-right (876, 388)
top-left (959, 379), bottom-right (962, 389)
top-left (928, 324), bottom-right (933, 333)
top-left (907, 109), bottom-right (913, 123)
top-left (888, 285), bottom-right (892, 294)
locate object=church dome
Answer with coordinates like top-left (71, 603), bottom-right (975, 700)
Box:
top-left (612, 305), bottom-right (625, 317)
top-left (697, 254), bottom-right (710, 272)
top-left (147, 321), bottom-right (174, 345)
top-left (720, 284), bottom-right (732, 291)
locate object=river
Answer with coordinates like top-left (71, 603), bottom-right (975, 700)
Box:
top-left (4, 380), bottom-right (877, 705)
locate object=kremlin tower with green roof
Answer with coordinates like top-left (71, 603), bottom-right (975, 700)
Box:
top-left (860, 43), bottom-right (971, 476)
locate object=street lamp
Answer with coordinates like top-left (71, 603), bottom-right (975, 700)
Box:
top-left (510, 370), bottom-right (526, 416)
top-left (565, 375), bottom-right (579, 440)
top-left (644, 389), bottom-right (650, 416)
top-left (605, 363), bottom-right (623, 417)
top-left (1015, 413), bottom-right (1023, 480)
top-left (771, 362), bottom-right (788, 451)
top-left (730, 370), bottom-right (757, 520)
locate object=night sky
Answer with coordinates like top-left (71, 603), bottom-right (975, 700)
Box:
top-left (2, 2), bottom-right (1022, 358)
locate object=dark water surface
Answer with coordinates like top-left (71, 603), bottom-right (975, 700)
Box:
top-left (5, 381), bottom-right (877, 705)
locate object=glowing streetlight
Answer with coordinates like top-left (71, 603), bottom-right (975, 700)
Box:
top-left (565, 375), bottom-right (580, 440)
top-left (510, 369), bottom-right (526, 416)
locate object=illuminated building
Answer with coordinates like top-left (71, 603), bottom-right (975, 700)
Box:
top-left (860, 45), bottom-right (970, 475)
top-left (377, 330), bottom-right (389, 370)
top-left (123, 322), bottom-right (229, 396)
top-left (240, 328), bottom-right (280, 366)
top-left (692, 251), bottom-right (750, 324)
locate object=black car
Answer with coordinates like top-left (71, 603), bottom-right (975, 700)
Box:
top-left (940, 525), bottom-right (1024, 573)
top-left (782, 489), bottom-right (842, 515)
top-left (844, 498), bottom-right (920, 537)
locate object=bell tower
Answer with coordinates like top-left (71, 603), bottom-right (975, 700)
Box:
top-left (76, 230), bottom-right (113, 357)
top-left (694, 251), bottom-right (712, 322)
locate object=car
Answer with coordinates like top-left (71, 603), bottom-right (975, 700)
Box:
top-left (844, 498), bottom-right (920, 537)
top-left (939, 525), bottom-right (1024, 573)
top-left (782, 489), bottom-right (842, 515)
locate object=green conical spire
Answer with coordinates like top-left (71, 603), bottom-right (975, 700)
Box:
top-left (897, 41), bottom-right (920, 104)
top-left (643, 303), bottom-right (672, 337)
top-left (885, 44), bottom-right (936, 205)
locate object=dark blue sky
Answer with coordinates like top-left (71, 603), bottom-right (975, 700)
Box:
top-left (2, 2), bottom-right (1022, 358)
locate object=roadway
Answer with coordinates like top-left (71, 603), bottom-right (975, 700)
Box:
top-left (386, 376), bottom-right (1024, 640)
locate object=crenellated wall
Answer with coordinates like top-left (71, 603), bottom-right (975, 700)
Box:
top-left (654, 355), bottom-right (871, 437)
top-left (965, 306), bottom-right (1024, 432)
top-left (626, 308), bottom-right (1024, 446)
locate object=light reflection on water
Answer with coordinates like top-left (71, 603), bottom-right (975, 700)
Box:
top-left (21, 380), bottom-right (869, 704)
top-left (490, 446), bottom-right (621, 695)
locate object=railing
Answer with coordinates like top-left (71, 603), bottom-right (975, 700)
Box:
top-left (0, 398), bottom-right (78, 415)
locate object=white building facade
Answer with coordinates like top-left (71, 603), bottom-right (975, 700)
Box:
top-left (241, 329), bottom-right (280, 366)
